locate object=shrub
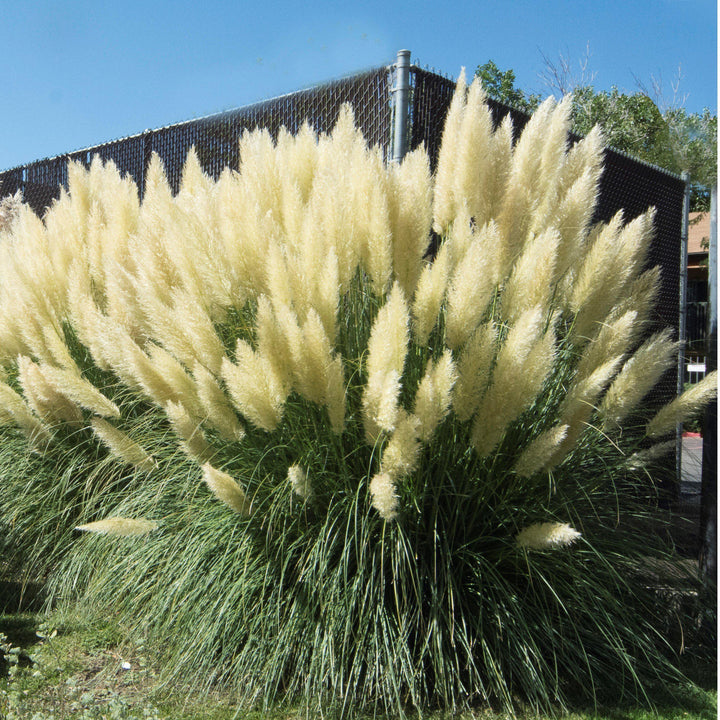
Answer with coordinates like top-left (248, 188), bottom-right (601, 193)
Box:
top-left (0, 73), bottom-right (716, 716)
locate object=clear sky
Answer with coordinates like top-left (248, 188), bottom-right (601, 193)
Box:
top-left (1, 0), bottom-right (716, 171)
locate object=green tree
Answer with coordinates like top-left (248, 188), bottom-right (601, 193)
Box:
top-left (475, 60), bottom-right (540, 114)
top-left (475, 60), bottom-right (717, 211)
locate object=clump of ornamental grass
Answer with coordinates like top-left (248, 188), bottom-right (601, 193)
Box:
top-left (0, 71), bottom-right (716, 716)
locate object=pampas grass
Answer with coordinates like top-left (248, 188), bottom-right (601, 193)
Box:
top-left (0, 73), bottom-right (712, 718)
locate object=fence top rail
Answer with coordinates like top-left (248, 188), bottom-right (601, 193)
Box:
top-left (0, 63), bottom-right (393, 176)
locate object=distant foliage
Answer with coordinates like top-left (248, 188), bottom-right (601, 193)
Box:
top-left (476, 60), bottom-right (717, 210)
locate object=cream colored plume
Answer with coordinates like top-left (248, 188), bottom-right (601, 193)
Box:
top-left (362, 282), bottom-right (409, 442)
top-left (646, 371), bottom-right (718, 438)
top-left (202, 463), bottom-right (252, 515)
top-left (412, 244), bottom-right (450, 347)
top-left (287, 464), bottom-right (311, 499)
top-left (432, 68), bottom-right (467, 236)
top-left (570, 209), bottom-right (655, 339)
top-left (369, 471), bottom-right (399, 521)
top-left (40, 365), bottom-right (120, 419)
top-left (380, 409), bottom-right (422, 480)
top-left (574, 310), bottom-right (639, 383)
top-left (222, 340), bottom-right (288, 432)
top-left (0, 190), bottom-right (23, 234)
top-left (625, 440), bottom-right (676, 470)
top-left (501, 227), bottom-right (560, 325)
top-left (0, 380), bottom-right (51, 446)
top-left (90, 417), bottom-right (157, 472)
top-left (471, 307), bottom-right (555, 456)
top-left (387, 148), bottom-right (432, 299)
top-left (193, 363), bottom-right (246, 442)
top-left (516, 522), bottom-right (581, 550)
top-left (453, 78), bottom-right (494, 228)
top-left (514, 424), bottom-right (569, 478)
top-left (445, 222), bottom-right (500, 350)
top-left (17, 356), bottom-right (83, 426)
top-left (600, 329), bottom-right (678, 430)
top-left (452, 322), bottom-right (497, 423)
top-left (165, 401), bottom-right (213, 462)
top-left (75, 518), bottom-right (158, 536)
top-left (413, 350), bottom-right (457, 441)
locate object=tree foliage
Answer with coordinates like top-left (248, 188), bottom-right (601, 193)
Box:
top-left (476, 60), bottom-right (717, 211)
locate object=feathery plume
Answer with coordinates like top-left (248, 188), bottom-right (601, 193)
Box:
top-left (471, 308), bottom-right (555, 457)
top-left (432, 68), bottom-right (467, 235)
top-left (325, 355), bottom-right (346, 435)
top-left (165, 401), bottom-right (213, 462)
top-left (40, 365), bottom-right (120, 419)
top-left (90, 417), bottom-right (157, 471)
top-left (0, 380), bottom-right (51, 446)
top-left (201, 463), bottom-right (252, 515)
top-left (75, 518), bottom-right (158, 536)
top-left (381, 409), bottom-right (422, 479)
top-left (413, 350), bottom-right (457, 441)
top-left (454, 78), bottom-right (494, 228)
top-left (516, 522), bottom-right (581, 550)
top-left (287, 464), bottom-right (311, 499)
top-left (362, 283), bottom-right (409, 441)
top-left (222, 340), bottom-right (288, 432)
top-left (387, 148), bottom-right (432, 299)
top-left (646, 371), bottom-right (718, 438)
top-left (625, 440), bottom-right (676, 470)
top-left (607, 267), bottom-right (661, 330)
top-left (412, 243), bottom-right (450, 347)
top-left (514, 425), bottom-right (569, 477)
top-left (445, 222), bottom-right (500, 349)
top-left (17, 356), bottom-right (83, 426)
top-left (574, 310), bottom-right (639, 382)
top-left (600, 329), bottom-right (679, 430)
top-left (501, 227), bottom-right (560, 324)
top-left (193, 363), bottom-right (245, 442)
top-left (0, 190), bottom-right (23, 234)
top-left (369, 471), bottom-right (399, 522)
top-left (452, 322), bottom-right (497, 422)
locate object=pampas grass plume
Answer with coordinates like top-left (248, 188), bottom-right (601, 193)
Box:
top-left (90, 417), bottom-right (157, 472)
top-left (369, 471), bottom-right (398, 521)
top-left (516, 522), bottom-right (581, 550)
top-left (380, 409), bottom-right (422, 479)
top-left (600, 329), bottom-right (678, 430)
top-left (646, 371), bottom-right (718, 438)
top-left (412, 244), bottom-right (450, 347)
top-left (202, 463), bottom-right (252, 515)
top-left (413, 350), bottom-right (457, 441)
top-left (288, 464), bottom-right (311, 499)
top-left (514, 424), bottom-right (569, 477)
top-left (75, 518), bottom-right (158, 536)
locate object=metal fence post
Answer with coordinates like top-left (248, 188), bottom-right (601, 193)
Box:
top-left (676, 172), bottom-right (691, 492)
top-left (390, 49), bottom-right (411, 163)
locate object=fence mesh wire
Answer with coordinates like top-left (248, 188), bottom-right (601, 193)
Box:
top-left (0, 67), bottom-right (392, 208)
top-left (0, 61), bottom-right (685, 430)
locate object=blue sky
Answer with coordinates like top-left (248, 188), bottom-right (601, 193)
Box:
top-left (0, 0), bottom-right (716, 171)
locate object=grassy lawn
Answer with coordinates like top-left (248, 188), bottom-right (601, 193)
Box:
top-left (0, 603), bottom-right (716, 720)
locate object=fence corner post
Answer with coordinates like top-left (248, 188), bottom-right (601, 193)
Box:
top-left (391, 49), bottom-right (411, 163)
